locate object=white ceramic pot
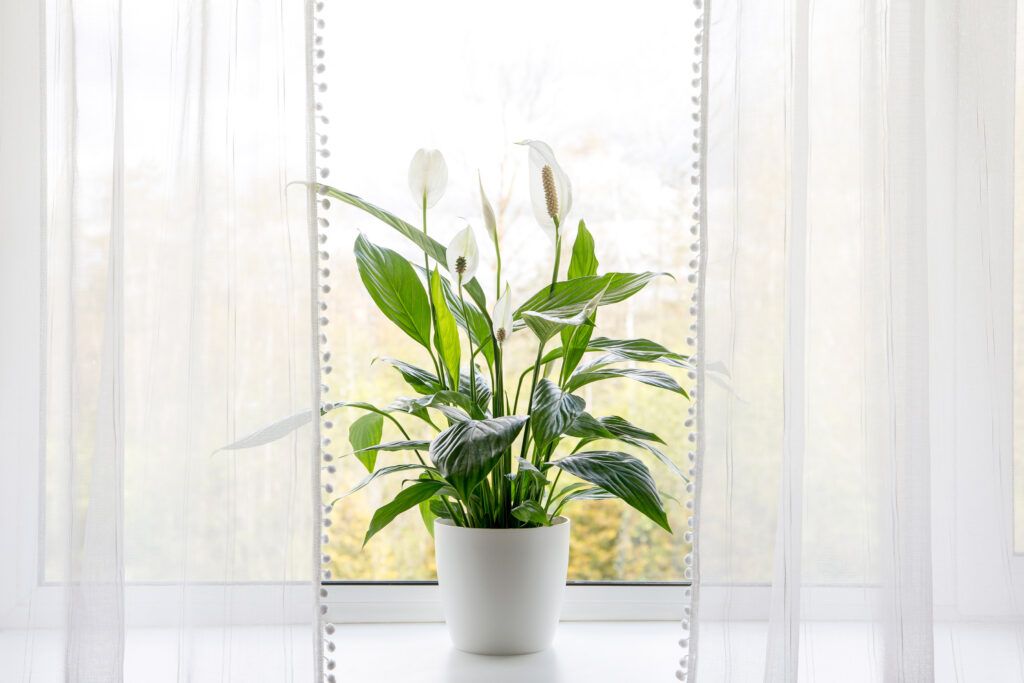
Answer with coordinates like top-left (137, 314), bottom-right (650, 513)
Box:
top-left (434, 516), bottom-right (570, 655)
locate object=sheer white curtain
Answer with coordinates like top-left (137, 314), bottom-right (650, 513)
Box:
top-left (1, 1), bottom-right (320, 681)
top-left (690, 0), bottom-right (1023, 680)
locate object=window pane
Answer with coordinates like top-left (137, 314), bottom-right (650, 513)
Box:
top-left (318, 0), bottom-right (699, 581)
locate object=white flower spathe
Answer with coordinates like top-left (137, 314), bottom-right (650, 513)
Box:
top-left (408, 148), bottom-right (448, 209)
top-left (517, 140), bottom-right (572, 241)
top-left (478, 172), bottom-right (499, 247)
top-left (493, 284), bottom-right (514, 344)
top-left (446, 225), bottom-right (480, 282)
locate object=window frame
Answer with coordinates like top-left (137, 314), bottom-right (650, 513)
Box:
top-left (320, 582), bottom-right (689, 623)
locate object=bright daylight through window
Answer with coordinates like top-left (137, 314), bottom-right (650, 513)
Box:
top-left (316, 0), bottom-right (699, 582)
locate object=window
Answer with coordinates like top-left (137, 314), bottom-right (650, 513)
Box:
top-left (317, 0), bottom-right (699, 582)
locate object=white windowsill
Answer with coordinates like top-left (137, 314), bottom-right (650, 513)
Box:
top-left (328, 621), bottom-right (684, 683)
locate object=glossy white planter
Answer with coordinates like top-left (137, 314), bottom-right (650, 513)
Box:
top-left (434, 516), bottom-right (570, 655)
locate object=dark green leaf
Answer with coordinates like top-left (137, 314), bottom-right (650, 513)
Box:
top-left (430, 268), bottom-right (462, 389)
top-left (514, 272), bottom-right (669, 328)
top-left (508, 457), bottom-right (549, 491)
top-left (565, 414), bottom-right (683, 479)
top-left (552, 451), bottom-right (670, 532)
top-left (567, 220), bottom-right (598, 279)
top-left (348, 413), bottom-right (384, 472)
top-left (429, 416), bottom-right (528, 500)
top-left (566, 366), bottom-right (689, 398)
top-left (364, 480), bottom-right (446, 546)
top-left (379, 358), bottom-right (440, 394)
top-left (600, 415), bottom-right (666, 444)
top-left (512, 500), bottom-right (552, 526)
top-left (354, 234), bottom-right (432, 348)
top-left (428, 498), bottom-right (455, 520)
top-left (530, 379), bottom-right (585, 449)
top-left (459, 366), bottom-right (491, 417)
top-left (565, 412), bottom-right (617, 440)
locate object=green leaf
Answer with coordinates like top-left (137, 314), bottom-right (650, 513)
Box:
top-left (392, 391), bottom-right (477, 422)
top-left (430, 268), bottom-right (462, 389)
top-left (565, 414), bottom-right (684, 479)
top-left (586, 337), bottom-right (692, 369)
top-left (512, 500), bottom-right (552, 526)
top-left (615, 435), bottom-right (686, 481)
top-left (417, 265), bottom-right (494, 368)
top-left (553, 486), bottom-right (617, 516)
top-left (428, 497), bottom-right (455, 521)
top-left (364, 479), bottom-right (447, 546)
top-left (565, 366), bottom-right (689, 398)
top-left (514, 272), bottom-right (669, 328)
top-left (351, 439), bottom-right (431, 455)
top-left (348, 413), bottom-right (384, 472)
top-left (429, 416), bottom-right (528, 500)
top-left (600, 415), bottom-right (666, 444)
top-left (464, 279), bottom-right (490, 319)
top-left (560, 321), bottom-right (594, 385)
top-left (354, 234), bottom-right (432, 348)
top-left (379, 358), bottom-right (440, 394)
top-left (565, 412), bottom-right (617, 440)
top-left (551, 451), bottom-right (670, 532)
top-left (521, 289), bottom-right (602, 343)
top-left (530, 379), bottom-right (585, 449)
top-left (419, 497), bottom-right (439, 537)
top-left (334, 463), bottom-right (432, 500)
top-left (322, 186), bottom-right (490, 312)
top-left (459, 366), bottom-right (491, 417)
top-left (508, 457), bottom-right (549, 492)
top-left (567, 220), bottom-right (598, 279)
top-left (535, 337), bottom-right (692, 371)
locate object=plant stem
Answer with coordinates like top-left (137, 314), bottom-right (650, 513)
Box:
top-left (493, 346), bottom-right (509, 524)
top-left (457, 281), bottom-right (477, 409)
top-left (544, 468), bottom-right (563, 520)
top-left (440, 497), bottom-right (462, 527)
top-left (517, 339), bottom-right (547, 466)
top-left (421, 200), bottom-right (447, 389)
top-left (548, 219), bottom-right (561, 295)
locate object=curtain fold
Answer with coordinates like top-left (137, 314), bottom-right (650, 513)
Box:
top-left (693, 0), bottom-right (1022, 680)
top-left (2, 0), bottom-right (320, 680)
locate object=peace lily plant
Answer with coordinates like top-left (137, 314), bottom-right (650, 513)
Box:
top-left (315, 141), bottom-right (691, 546)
